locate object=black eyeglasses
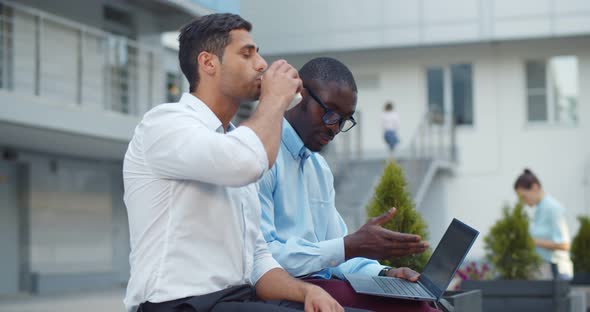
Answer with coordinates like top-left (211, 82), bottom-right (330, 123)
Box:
top-left (304, 86), bottom-right (357, 132)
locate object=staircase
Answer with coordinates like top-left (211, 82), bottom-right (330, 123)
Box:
top-left (331, 112), bottom-right (457, 231)
top-left (333, 159), bottom-right (386, 231)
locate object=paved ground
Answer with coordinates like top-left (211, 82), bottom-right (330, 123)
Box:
top-left (0, 288), bottom-right (125, 312)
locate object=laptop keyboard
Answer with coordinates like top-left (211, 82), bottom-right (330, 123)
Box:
top-left (372, 276), bottom-right (432, 298)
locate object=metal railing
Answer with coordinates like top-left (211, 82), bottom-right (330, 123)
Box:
top-left (0, 0), bottom-right (167, 116)
top-left (408, 110), bottom-right (457, 164)
top-left (406, 110), bottom-right (457, 207)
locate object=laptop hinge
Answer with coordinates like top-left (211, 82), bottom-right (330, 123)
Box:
top-left (417, 275), bottom-right (441, 299)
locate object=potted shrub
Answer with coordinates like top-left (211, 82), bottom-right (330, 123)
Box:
top-left (571, 215), bottom-right (590, 284)
top-left (367, 161), bottom-right (482, 312)
top-left (571, 217), bottom-right (590, 312)
top-left (462, 202), bottom-right (570, 312)
top-left (484, 201), bottom-right (542, 279)
top-left (366, 160), bottom-right (430, 270)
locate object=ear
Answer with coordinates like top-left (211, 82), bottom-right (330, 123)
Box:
top-left (300, 89), bottom-right (310, 112)
top-left (197, 51), bottom-right (218, 77)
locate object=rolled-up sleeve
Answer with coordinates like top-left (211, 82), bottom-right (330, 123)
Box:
top-left (142, 112), bottom-right (268, 187)
top-left (251, 230), bottom-right (282, 284)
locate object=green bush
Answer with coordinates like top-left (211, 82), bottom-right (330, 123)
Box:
top-left (484, 201), bottom-right (542, 279)
top-left (571, 216), bottom-right (590, 273)
top-left (366, 160), bottom-right (431, 271)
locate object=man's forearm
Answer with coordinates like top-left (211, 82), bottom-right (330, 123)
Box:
top-left (242, 95), bottom-right (288, 169)
top-left (255, 268), bottom-right (311, 302)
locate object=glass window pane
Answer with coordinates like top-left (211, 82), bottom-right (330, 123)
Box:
top-left (427, 67), bottom-right (444, 119)
top-left (528, 94), bottom-right (547, 121)
top-left (526, 60), bottom-right (547, 122)
top-left (166, 72), bottom-right (182, 103)
top-left (526, 61), bottom-right (546, 89)
top-left (451, 63), bottom-right (473, 125)
top-left (549, 55), bottom-right (578, 125)
top-left (0, 4), bottom-right (4, 89)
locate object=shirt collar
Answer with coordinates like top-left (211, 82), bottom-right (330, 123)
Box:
top-left (179, 93), bottom-right (235, 133)
top-left (282, 119), bottom-right (311, 161)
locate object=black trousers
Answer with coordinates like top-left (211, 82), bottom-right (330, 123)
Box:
top-left (138, 285), bottom-right (371, 312)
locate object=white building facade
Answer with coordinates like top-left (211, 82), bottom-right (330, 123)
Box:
top-left (242, 0), bottom-right (590, 260)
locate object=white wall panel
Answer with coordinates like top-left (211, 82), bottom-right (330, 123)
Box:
top-left (493, 0), bottom-right (551, 18)
top-left (23, 155), bottom-right (114, 273)
top-left (243, 0), bottom-right (590, 54)
top-left (12, 11), bottom-right (36, 95)
top-left (423, 0), bottom-right (479, 23)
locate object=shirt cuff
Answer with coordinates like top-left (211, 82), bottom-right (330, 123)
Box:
top-left (251, 253), bottom-right (282, 284)
top-left (233, 126), bottom-right (269, 174)
top-left (359, 262), bottom-right (388, 276)
top-left (317, 237), bottom-right (345, 268)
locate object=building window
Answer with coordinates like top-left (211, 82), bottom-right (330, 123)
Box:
top-left (427, 67), bottom-right (444, 119)
top-left (451, 64), bottom-right (473, 125)
top-left (426, 63), bottom-right (474, 126)
top-left (166, 72), bottom-right (182, 103)
top-left (0, 3), bottom-right (4, 89)
top-left (104, 6), bottom-right (137, 115)
top-left (0, 3), bottom-right (12, 90)
top-left (107, 37), bottom-right (137, 115)
top-left (526, 56), bottom-right (578, 125)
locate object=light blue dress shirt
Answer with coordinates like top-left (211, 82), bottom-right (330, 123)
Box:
top-left (258, 119), bottom-right (385, 280)
top-left (529, 195), bottom-right (572, 268)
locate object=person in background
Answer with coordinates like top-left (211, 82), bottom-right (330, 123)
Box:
top-left (381, 101), bottom-right (400, 158)
top-left (514, 168), bottom-right (573, 280)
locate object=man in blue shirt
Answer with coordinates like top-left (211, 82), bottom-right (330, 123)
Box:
top-left (258, 57), bottom-right (437, 311)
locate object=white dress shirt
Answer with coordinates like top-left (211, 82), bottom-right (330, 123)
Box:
top-left (381, 111), bottom-right (400, 131)
top-left (123, 93), bottom-right (281, 312)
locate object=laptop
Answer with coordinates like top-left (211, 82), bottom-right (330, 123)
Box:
top-left (344, 218), bottom-right (478, 302)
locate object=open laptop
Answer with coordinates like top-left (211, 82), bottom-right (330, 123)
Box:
top-left (344, 218), bottom-right (478, 302)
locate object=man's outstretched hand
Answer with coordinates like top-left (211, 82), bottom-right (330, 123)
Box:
top-left (343, 207), bottom-right (429, 260)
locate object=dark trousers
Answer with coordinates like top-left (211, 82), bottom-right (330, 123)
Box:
top-left (138, 284), bottom-right (370, 312)
top-left (303, 278), bottom-right (441, 312)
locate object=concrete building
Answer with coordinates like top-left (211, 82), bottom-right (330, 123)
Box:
top-left (2, 0), bottom-right (589, 301)
top-left (241, 0), bottom-right (590, 260)
top-left (0, 0), bottom-right (237, 296)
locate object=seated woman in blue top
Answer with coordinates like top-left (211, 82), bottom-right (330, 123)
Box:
top-left (514, 168), bottom-right (573, 280)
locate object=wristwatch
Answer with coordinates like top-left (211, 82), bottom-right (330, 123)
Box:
top-left (378, 267), bottom-right (392, 276)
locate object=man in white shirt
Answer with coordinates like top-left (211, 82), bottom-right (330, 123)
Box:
top-left (123, 13), bottom-right (358, 312)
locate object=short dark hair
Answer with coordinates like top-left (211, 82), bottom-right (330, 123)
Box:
top-left (514, 168), bottom-right (542, 190)
top-left (385, 102), bottom-right (393, 111)
top-left (299, 57), bottom-right (357, 92)
top-left (178, 13), bottom-right (252, 92)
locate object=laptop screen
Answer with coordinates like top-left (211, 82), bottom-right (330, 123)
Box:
top-left (421, 219), bottom-right (478, 296)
